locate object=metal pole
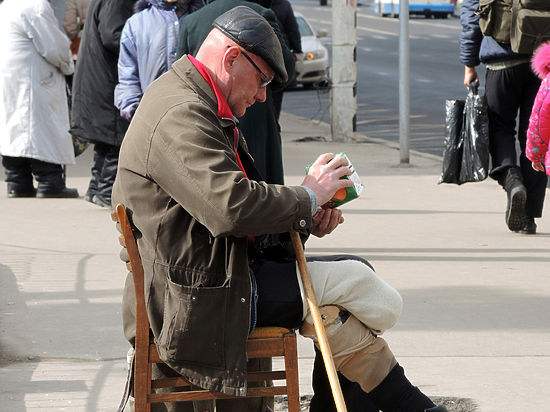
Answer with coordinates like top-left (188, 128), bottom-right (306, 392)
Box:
top-left (398, 0), bottom-right (410, 164)
top-left (331, 0), bottom-right (357, 142)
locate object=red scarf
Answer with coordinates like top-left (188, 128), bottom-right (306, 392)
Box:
top-left (188, 55), bottom-right (248, 178)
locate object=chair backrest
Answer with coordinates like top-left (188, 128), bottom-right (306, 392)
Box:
top-left (111, 203), bottom-right (300, 412)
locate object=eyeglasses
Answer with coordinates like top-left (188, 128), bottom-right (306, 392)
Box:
top-left (240, 49), bottom-right (273, 88)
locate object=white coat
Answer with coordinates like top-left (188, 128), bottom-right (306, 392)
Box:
top-left (0, 0), bottom-right (75, 165)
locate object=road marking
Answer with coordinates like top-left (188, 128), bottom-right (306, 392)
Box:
top-left (357, 12), bottom-right (461, 31)
top-left (302, 15), bottom-right (447, 40)
top-left (356, 114), bottom-right (426, 125)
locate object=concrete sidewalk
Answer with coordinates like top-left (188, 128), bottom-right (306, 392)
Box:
top-left (1, 111), bottom-right (549, 411)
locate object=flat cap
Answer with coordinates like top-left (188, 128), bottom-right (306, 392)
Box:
top-left (213, 6), bottom-right (287, 84)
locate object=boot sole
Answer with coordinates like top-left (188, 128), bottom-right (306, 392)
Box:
top-left (36, 191), bottom-right (80, 199)
top-left (505, 186), bottom-right (527, 232)
top-left (7, 191), bottom-right (37, 198)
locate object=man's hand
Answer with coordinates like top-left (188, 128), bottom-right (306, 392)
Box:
top-left (311, 208), bottom-right (344, 238)
top-left (301, 153), bottom-right (353, 207)
top-left (464, 66), bottom-right (478, 89)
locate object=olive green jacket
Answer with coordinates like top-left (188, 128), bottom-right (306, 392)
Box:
top-left (112, 56), bottom-right (310, 395)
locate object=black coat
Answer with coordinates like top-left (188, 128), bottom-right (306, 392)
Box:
top-left (176, 0), bottom-right (295, 184)
top-left (70, 0), bottom-right (135, 146)
top-left (270, 0), bottom-right (301, 53)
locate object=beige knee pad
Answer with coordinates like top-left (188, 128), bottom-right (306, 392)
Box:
top-left (300, 306), bottom-right (396, 393)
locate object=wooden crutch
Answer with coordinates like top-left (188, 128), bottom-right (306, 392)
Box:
top-left (290, 230), bottom-right (347, 412)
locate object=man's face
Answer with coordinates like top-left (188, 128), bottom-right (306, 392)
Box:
top-left (226, 49), bottom-right (275, 118)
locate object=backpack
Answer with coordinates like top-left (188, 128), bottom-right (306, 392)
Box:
top-left (476, 0), bottom-right (550, 54)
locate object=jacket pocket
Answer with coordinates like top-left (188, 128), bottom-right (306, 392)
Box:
top-left (157, 277), bottom-right (228, 368)
top-left (40, 71), bottom-right (56, 87)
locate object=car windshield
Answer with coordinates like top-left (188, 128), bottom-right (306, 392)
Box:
top-left (296, 17), bottom-right (314, 37)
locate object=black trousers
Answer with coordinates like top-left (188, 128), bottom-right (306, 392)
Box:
top-left (2, 156), bottom-right (65, 192)
top-left (87, 143), bottom-right (120, 199)
top-left (485, 63), bottom-right (547, 217)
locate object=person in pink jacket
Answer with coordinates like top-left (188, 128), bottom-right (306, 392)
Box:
top-left (525, 41), bottom-right (550, 233)
top-left (527, 41), bottom-right (550, 175)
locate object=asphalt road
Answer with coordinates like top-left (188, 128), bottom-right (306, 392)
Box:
top-left (284, 0), bottom-right (484, 157)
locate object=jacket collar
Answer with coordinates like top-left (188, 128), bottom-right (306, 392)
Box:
top-left (172, 56), bottom-right (236, 128)
top-left (187, 55), bottom-right (235, 122)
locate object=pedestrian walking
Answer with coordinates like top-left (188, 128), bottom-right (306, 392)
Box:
top-left (460, 0), bottom-right (548, 234)
top-left (0, 0), bottom-right (79, 198)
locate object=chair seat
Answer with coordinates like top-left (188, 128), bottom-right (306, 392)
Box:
top-left (249, 326), bottom-right (293, 339)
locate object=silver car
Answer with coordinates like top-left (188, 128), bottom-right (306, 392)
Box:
top-left (294, 11), bottom-right (329, 87)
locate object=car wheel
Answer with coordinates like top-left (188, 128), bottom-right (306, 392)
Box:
top-left (378, 1), bottom-right (387, 17)
top-left (390, 3), bottom-right (398, 18)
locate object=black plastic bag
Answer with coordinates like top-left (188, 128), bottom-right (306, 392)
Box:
top-left (439, 83), bottom-right (489, 185)
top-left (459, 83), bottom-right (489, 184)
top-left (439, 99), bottom-right (465, 184)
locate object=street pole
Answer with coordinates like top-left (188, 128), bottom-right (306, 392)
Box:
top-left (331, 0), bottom-right (357, 142)
top-left (398, 0), bottom-right (410, 164)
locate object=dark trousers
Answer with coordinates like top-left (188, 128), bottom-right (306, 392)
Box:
top-left (87, 143), bottom-right (120, 199)
top-left (485, 63), bottom-right (547, 217)
top-left (2, 156), bottom-right (65, 192)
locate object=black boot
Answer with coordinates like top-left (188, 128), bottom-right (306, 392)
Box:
top-left (519, 217), bottom-right (537, 235)
top-left (37, 186), bottom-right (79, 198)
top-left (499, 167), bottom-right (527, 232)
top-left (33, 160), bottom-right (79, 198)
top-left (91, 194), bottom-right (112, 208)
top-left (368, 363), bottom-right (447, 412)
top-left (3, 156), bottom-right (36, 197)
top-left (7, 185), bottom-right (36, 198)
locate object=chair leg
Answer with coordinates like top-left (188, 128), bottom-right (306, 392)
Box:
top-left (133, 357), bottom-right (151, 412)
top-left (283, 333), bottom-right (300, 412)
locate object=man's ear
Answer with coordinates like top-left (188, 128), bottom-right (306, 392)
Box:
top-left (223, 46), bottom-right (240, 73)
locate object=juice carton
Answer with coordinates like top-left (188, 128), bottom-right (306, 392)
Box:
top-left (307, 152), bottom-right (364, 208)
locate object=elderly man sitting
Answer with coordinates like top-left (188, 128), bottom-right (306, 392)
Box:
top-left (113, 6), bottom-right (447, 412)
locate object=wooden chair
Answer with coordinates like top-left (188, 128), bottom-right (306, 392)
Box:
top-left (111, 204), bottom-right (300, 412)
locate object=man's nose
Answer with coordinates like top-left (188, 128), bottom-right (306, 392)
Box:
top-left (255, 86), bottom-right (267, 103)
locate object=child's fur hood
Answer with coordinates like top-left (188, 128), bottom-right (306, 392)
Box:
top-left (531, 41), bottom-right (550, 79)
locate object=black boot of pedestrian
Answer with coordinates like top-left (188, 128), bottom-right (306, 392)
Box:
top-left (368, 363), bottom-right (447, 412)
top-left (33, 160), bottom-right (79, 198)
top-left (499, 167), bottom-right (527, 232)
top-left (7, 184), bottom-right (36, 198)
top-left (37, 186), bottom-right (80, 198)
top-left (3, 156), bottom-right (36, 197)
top-left (92, 194), bottom-right (112, 208)
top-left (519, 217), bottom-right (537, 235)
